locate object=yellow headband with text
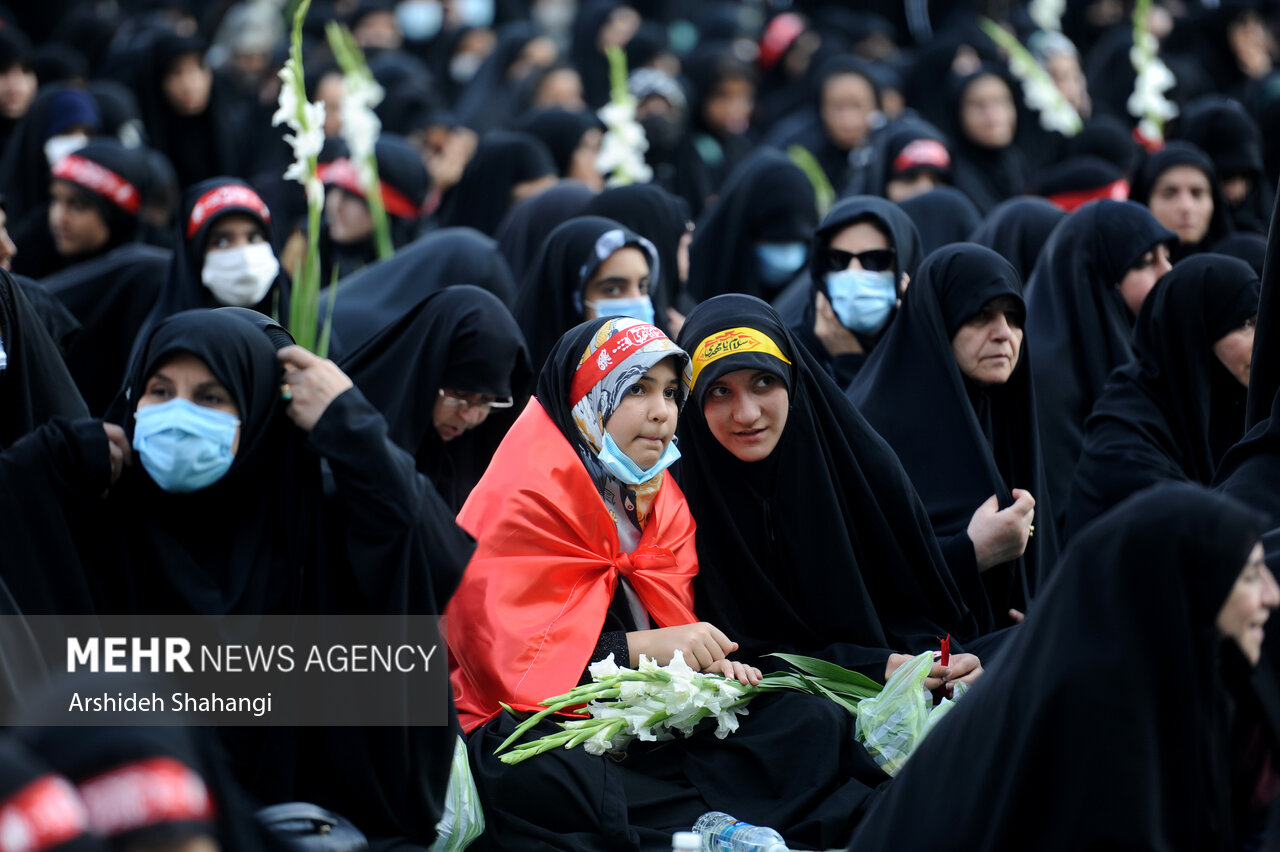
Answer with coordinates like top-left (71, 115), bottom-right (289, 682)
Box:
top-left (688, 327), bottom-right (791, 390)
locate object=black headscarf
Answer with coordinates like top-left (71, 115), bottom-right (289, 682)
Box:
top-left (968, 195), bottom-right (1066, 284)
top-left (846, 483), bottom-right (1276, 852)
top-left (0, 84), bottom-right (101, 229)
top-left (849, 243), bottom-right (1059, 630)
top-left (139, 177), bottom-right (289, 342)
top-left (1245, 183), bottom-right (1280, 433)
top-left (0, 267), bottom-right (88, 448)
top-left (896, 185), bottom-right (982, 255)
top-left (849, 115), bottom-right (951, 199)
top-left (1175, 96), bottom-right (1272, 235)
top-left (515, 107), bottom-right (603, 177)
top-left (514, 214), bottom-right (659, 372)
top-left (571, 1), bottom-right (625, 109)
top-left (1066, 255), bottom-right (1260, 538)
top-left (687, 149), bottom-right (818, 303)
top-left (1214, 232), bottom-right (1268, 277)
top-left (582, 183), bottom-right (692, 330)
top-left (340, 285), bottom-right (533, 511)
top-left (47, 138), bottom-right (150, 261)
top-left (674, 294), bottom-right (979, 677)
top-left (947, 66), bottom-right (1029, 215)
top-left (434, 130), bottom-right (556, 236)
top-left (1025, 200), bottom-right (1175, 535)
top-left (324, 227), bottom-right (518, 359)
top-left (39, 241), bottom-right (171, 415)
top-left (1028, 155), bottom-right (1128, 211)
top-left (782, 196), bottom-right (922, 387)
top-left (495, 179), bottom-right (596, 286)
top-left (1130, 141), bottom-right (1235, 260)
top-left (455, 22), bottom-right (554, 131)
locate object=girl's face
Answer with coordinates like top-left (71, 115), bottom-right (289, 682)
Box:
top-left (137, 351), bottom-right (242, 453)
top-left (704, 76), bottom-right (754, 137)
top-left (583, 246), bottom-right (651, 318)
top-left (702, 368), bottom-right (789, 462)
top-left (1213, 316), bottom-right (1256, 388)
top-left (1117, 243), bottom-right (1172, 315)
top-left (48, 181), bottom-right (110, 259)
top-left (604, 357), bottom-right (679, 468)
top-left (1217, 543), bottom-right (1279, 666)
top-left (1148, 165), bottom-right (1214, 246)
top-left (821, 73), bottom-right (877, 151)
top-left (960, 74), bottom-right (1016, 149)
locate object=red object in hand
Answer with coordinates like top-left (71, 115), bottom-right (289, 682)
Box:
top-left (939, 635), bottom-right (950, 667)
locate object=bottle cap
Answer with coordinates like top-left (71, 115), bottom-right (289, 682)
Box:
top-left (670, 830), bottom-right (700, 850)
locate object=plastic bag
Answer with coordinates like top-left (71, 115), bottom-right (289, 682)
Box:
top-left (430, 735), bottom-right (485, 852)
top-left (854, 651), bottom-right (965, 776)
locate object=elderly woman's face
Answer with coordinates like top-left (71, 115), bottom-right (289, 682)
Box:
top-left (137, 352), bottom-right (242, 453)
top-left (951, 295), bottom-right (1024, 386)
top-left (1218, 543), bottom-right (1280, 666)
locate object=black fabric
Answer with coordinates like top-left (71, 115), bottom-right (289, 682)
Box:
top-left (846, 483), bottom-right (1276, 852)
top-left (14, 274), bottom-right (82, 353)
top-left (324, 228), bottom-right (518, 360)
top-left (847, 115), bottom-right (950, 199)
top-left (785, 196), bottom-right (923, 387)
top-left (687, 149), bottom-right (818, 303)
top-left (1065, 114), bottom-right (1140, 176)
top-left (139, 177), bottom-right (290, 343)
top-left (39, 242), bottom-right (170, 415)
top-left (582, 184), bottom-right (692, 332)
top-left (514, 215), bottom-right (658, 373)
top-left (1175, 96), bottom-right (1272, 235)
top-left (0, 737), bottom-right (105, 852)
top-left (435, 130), bottom-right (556, 237)
top-left (0, 84), bottom-right (100, 228)
top-left (1246, 181), bottom-right (1280, 431)
top-left (0, 267), bottom-right (87, 448)
top-left (49, 138), bottom-right (149, 261)
top-left (895, 186), bottom-right (982, 256)
top-left (515, 108), bottom-right (603, 177)
top-left (1025, 200), bottom-right (1175, 537)
top-left (340, 285), bottom-right (533, 512)
top-left (1028, 155), bottom-right (1125, 201)
top-left (674, 294), bottom-right (979, 679)
top-left (454, 21), bottom-right (548, 130)
top-left (1215, 232), bottom-right (1268, 277)
top-left (1066, 255), bottom-right (1259, 538)
top-left (848, 243), bottom-right (1059, 631)
top-left (1130, 141), bottom-right (1235, 260)
top-left (968, 196), bottom-right (1066, 284)
top-left (495, 181), bottom-right (596, 290)
top-left (947, 66), bottom-right (1029, 215)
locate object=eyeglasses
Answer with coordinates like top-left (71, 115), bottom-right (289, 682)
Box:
top-left (438, 389), bottom-right (514, 412)
top-left (823, 247), bottom-right (896, 273)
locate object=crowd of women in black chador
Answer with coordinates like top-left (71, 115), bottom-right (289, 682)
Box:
top-left (3, 0), bottom-right (1280, 850)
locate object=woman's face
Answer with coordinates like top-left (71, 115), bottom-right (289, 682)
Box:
top-left (534, 67), bottom-right (585, 110)
top-left (821, 73), bottom-right (877, 151)
top-left (48, 181), bottom-right (110, 259)
top-left (1148, 165), bottom-right (1214, 246)
top-left (604, 357), bottom-right (679, 468)
top-left (583, 246), bottom-right (651, 318)
top-left (1217, 543), bottom-right (1279, 666)
top-left (568, 127), bottom-right (604, 191)
top-left (324, 187), bottom-right (374, 244)
top-left (702, 368), bottom-right (789, 462)
top-left (1117, 243), bottom-right (1172, 315)
top-left (432, 389), bottom-right (498, 442)
top-left (960, 74), bottom-right (1016, 149)
top-left (1213, 316), bottom-right (1256, 388)
top-left (163, 53), bottom-right (213, 116)
top-left (704, 76), bottom-right (754, 137)
top-left (137, 351), bottom-right (242, 453)
top-left (951, 295), bottom-right (1024, 386)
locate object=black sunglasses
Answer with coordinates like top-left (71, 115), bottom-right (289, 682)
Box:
top-left (823, 247), bottom-right (896, 273)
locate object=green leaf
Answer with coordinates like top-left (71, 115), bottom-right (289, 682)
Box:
top-left (766, 653), bottom-right (884, 691)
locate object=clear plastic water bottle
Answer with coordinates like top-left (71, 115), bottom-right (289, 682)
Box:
top-left (692, 811), bottom-right (789, 852)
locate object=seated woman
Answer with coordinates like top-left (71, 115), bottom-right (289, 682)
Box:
top-left (341, 285), bottom-right (533, 511)
top-left (1129, 141), bottom-right (1234, 261)
top-left (778, 196), bottom-right (923, 388)
top-left (1026, 199), bottom-right (1175, 537)
top-left (1066, 255), bottom-right (1259, 537)
top-left (674, 294), bottom-right (985, 684)
top-left (448, 317), bottom-right (890, 850)
top-left (515, 215), bottom-right (662, 370)
top-left (846, 483), bottom-right (1280, 851)
top-left (0, 308), bottom-right (473, 849)
top-left (849, 244), bottom-right (1058, 631)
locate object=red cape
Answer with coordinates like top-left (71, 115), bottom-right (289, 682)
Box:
top-left (446, 399), bottom-right (699, 733)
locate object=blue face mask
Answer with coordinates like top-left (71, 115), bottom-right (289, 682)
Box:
top-left (133, 398), bottom-right (240, 493)
top-left (755, 242), bottom-right (809, 287)
top-left (826, 268), bottom-right (897, 334)
top-left (584, 296), bottom-right (656, 326)
top-left (597, 432), bottom-right (681, 486)
top-left (396, 0), bottom-right (443, 41)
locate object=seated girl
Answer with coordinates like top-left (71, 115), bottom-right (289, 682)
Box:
top-left (674, 293), bottom-right (987, 684)
top-left (849, 244), bottom-right (1059, 631)
top-left (448, 317), bottom-right (890, 851)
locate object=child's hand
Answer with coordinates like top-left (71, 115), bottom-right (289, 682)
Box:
top-left (703, 658), bottom-right (761, 685)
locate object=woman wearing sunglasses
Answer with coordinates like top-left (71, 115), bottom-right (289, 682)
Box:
top-left (783, 196), bottom-right (924, 389)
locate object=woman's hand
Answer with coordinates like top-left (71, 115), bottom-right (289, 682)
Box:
top-left (886, 652), bottom-right (949, 691)
top-left (946, 653), bottom-right (983, 685)
top-left (703, 658), bottom-right (762, 685)
top-left (626, 622), bottom-right (738, 669)
top-left (813, 291), bottom-right (864, 357)
top-left (278, 346), bottom-right (353, 433)
top-left (967, 489), bottom-right (1035, 570)
top-left (103, 423), bottom-right (131, 489)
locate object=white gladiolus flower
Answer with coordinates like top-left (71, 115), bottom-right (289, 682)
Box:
top-left (588, 654), bottom-right (620, 680)
top-left (1029, 0), bottom-right (1065, 32)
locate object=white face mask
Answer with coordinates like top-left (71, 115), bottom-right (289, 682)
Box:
top-left (44, 133), bottom-right (89, 167)
top-left (202, 242), bottom-right (280, 306)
